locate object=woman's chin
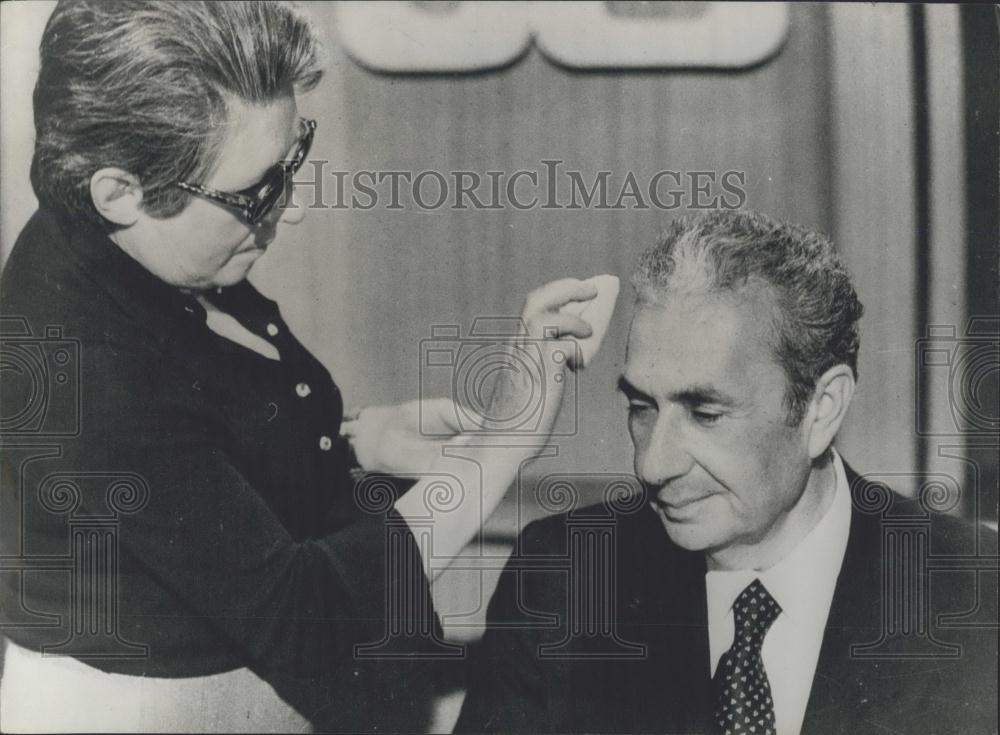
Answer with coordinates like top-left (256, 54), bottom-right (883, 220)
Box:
top-left (210, 252), bottom-right (262, 288)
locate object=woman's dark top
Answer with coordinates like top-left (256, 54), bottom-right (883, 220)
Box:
top-left (0, 210), bottom-right (442, 729)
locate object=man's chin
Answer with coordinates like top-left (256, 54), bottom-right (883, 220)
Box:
top-left (651, 502), bottom-right (716, 551)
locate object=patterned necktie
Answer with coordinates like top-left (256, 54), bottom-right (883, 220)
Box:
top-left (711, 578), bottom-right (782, 735)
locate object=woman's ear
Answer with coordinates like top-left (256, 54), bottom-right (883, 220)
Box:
top-left (90, 168), bottom-right (143, 226)
top-left (804, 364), bottom-right (856, 459)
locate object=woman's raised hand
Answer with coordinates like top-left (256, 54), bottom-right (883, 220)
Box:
top-left (473, 277), bottom-right (597, 443)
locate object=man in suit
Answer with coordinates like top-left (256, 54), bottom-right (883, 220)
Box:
top-left (456, 209), bottom-right (997, 734)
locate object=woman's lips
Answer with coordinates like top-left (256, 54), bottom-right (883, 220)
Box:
top-left (235, 245), bottom-right (265, 257)
top-left (238, 235), bottom-right (273, 254)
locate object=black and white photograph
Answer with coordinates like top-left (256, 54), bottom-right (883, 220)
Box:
top-left (0, 1), bottom-right (997, 733)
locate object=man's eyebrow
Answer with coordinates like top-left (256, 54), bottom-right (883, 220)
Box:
top-left (618, 376), bottom-right (736, 407)
top-left (617, 375), bottom-right (652, 401)
top-left (671, 385), bottom-right (736, 407)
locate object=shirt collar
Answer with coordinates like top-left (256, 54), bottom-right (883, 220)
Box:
top-left (706, 449), bottom-right (852, 625)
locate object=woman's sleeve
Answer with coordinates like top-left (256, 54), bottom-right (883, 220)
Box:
top-left (65, 341), bottom-right (437, 680)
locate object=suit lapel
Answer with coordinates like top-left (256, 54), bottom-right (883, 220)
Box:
top-left (620, 507), bottom-right (712, 732)
top-left (801, 465), bottom-right (884, 732)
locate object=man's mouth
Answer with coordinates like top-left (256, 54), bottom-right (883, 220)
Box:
top-left (653, 493), bottom-right (711, 520)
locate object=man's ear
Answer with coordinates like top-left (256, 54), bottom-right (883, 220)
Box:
top-left (804, 364), bottom-right (856, 459)
top-left (90, 168), bottom-right (143, 226)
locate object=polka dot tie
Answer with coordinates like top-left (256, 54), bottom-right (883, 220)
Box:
top-left (711, 578), bottom-right (782, 735)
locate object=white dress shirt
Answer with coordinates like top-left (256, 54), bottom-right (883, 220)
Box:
top-left (706, 450), bottom-right (852, 735)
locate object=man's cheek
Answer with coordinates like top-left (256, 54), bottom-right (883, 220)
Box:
top-left (687, 437), bottom-right (739, 482)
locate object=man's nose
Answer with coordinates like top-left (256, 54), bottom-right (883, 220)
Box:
top-left (637, 411), bottom-right (694, 487)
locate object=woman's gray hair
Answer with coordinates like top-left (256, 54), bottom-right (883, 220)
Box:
top-left (31, 0), bottom-right (324, 229)
top-left (631, 209), bottom-right (864, 424)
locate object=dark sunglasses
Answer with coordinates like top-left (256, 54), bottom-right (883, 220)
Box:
top-left (175, 118), bottom-right (316, 225)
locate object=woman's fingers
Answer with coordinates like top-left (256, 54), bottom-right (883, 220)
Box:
top-left (530, 311), bottom-right (593, 340)
top-left (524, 278), bottom-right (598, 314)
top-left (523, 311), bottom-right (594, 339)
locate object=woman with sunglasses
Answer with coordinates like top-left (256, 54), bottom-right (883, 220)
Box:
top-left (0, 1), bottom-right (598, 732)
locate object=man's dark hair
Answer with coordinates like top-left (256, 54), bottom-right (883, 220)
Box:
top-left (631, 209), bottom-right (864, 424)
top-left (30, 0), bottom-right (324, 229)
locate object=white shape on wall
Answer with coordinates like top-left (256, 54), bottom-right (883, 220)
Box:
top-left (335, 1), bottom-right (790, 73)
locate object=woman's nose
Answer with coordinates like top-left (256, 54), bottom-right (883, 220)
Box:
top-left (277, 183), bottom-right (306, 225)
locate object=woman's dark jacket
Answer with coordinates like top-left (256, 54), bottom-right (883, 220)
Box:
top-left (0, 210), bottom-right (443, 730)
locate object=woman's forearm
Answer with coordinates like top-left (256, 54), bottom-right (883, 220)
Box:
top-left (394, 438), bottom-right (540, 580)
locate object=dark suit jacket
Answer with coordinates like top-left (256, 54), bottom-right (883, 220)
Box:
top-left (457, 466), bottom-right (998, 733)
